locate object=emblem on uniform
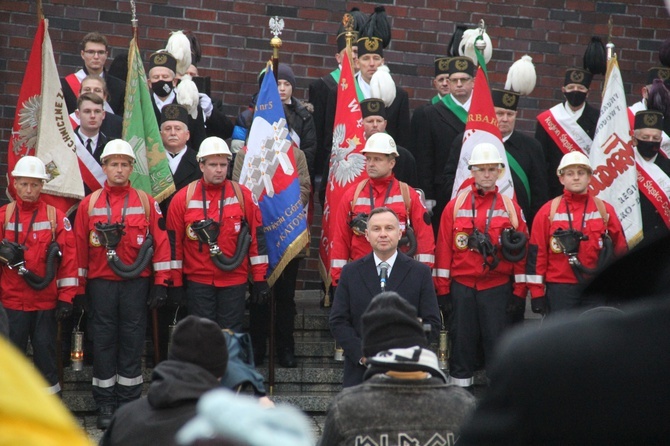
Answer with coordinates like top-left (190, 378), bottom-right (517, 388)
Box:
top-left (455, 232), bottom-right (469, 250)
top-left (186, 223), bottom-right (198, 241)
top-left (644, 113), bottom-right (659, 128)
top-left (364, 37), bottom-right (380, 52)
top-left (154, 201), bottom-right (162, 215)
top-left (455, 59), bottom-right (468, 72)
top-left (438, 58), bottom-right (450, 71)
top-left (153, 53), bottom-right (168, 66)
top-left (137, 235), bottom-right (144, 245)
top-left (502, 93), bottom-right (517, 108)
top-left (659, 68), bottom-right (670, 80)
top-left (63, 217), bottom-right (72, 231)
top-left (235, 222), bottom-right (241, 233)
top-left (550, 236), bottom-right (562, 254)
top-left (570, 70), bottom-right (585, 84)
top-left (89, 231), bottom-right (101, 247)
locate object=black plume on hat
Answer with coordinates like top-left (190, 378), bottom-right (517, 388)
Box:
top-left (183, 30), bottom-right (202, 65)
top-left (361, 291), bottom-right (428, 357)
top-left (659, 38), bottom-right (670, 67)
top-left (583, 36), bottom-right (607, 76)
top-left (168, 316), bottom-right (228, 378)
top-left (360, 6), bottom-right (391, 49)
top-left (448, 25), bottom-right (468, 58)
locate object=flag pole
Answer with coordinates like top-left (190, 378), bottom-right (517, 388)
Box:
top-left (267, 16), bottom-right (285, 395)
top-left (343, 13), bottom-right (355, 73)
top-left (37, 0), bottom-right (43, 22)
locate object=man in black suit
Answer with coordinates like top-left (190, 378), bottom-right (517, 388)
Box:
top-left (68, 75), bottom-right (122, 140)
top-left (457, 234), bottom-right (670, 445)
top-left (412, 56), bottom-right (475, 232)
top-left (61, 32), bottom-right (126, 116)
top-left (535, 68), bottom-right (600, 197)
top-left (329, 207), bottom-right (440, 388)
top-left (73, 93), bottom-right (109, 194)
top-left (158, 104), bottom-right (202, 215)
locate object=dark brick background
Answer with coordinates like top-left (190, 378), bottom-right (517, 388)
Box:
top-left (1, 0), bottom-right (670, 289)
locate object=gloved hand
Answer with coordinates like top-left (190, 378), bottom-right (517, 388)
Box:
top-left (531, 296), bottom-right (548, 315)
top-left (437, 294), bottom-right (452, 317)
top-left (73, 294), bottom-right (90, 314)
top-left (199, 93), bottom-right (214, 119)
top-left (250, 281), bottom-right (270, 305)
top-left (167, 286), bottom-right (186, 306)
top-left (506, 295), bottom-right (526, 314)
top-left (147, 285), bottom-right (168, 309)
top-left (55, 301), bottom-right (73, 321)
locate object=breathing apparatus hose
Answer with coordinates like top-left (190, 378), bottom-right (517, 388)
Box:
top-left (210, 223), bottom-right (252, 272)
top-left (501, 228), bottom-right (528, 262)
top-left (22, 241), bottom-right (61, 290)
top-left (108, 234), bottom-right (154, 279)
top-left (399, 226), bottom-right (418, 257)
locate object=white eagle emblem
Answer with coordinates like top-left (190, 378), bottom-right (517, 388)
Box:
top-left (329, 123), bottom-right (365, 190)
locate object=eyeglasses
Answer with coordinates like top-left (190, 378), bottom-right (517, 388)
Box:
top-left (83, 50), bottom-right (107, 56)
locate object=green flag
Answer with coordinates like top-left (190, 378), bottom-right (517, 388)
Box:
top-left (122, 36), bottom-right (175, 202)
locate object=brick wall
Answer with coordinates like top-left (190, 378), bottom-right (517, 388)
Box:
top-left (1, 0), bottom-right (670, 289)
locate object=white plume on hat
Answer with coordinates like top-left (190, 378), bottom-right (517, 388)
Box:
top-left (166, 30), bottom-right (192, 76)
top-left (370, 65), bottom-right (396, 107)
top-left (505, 55), bottom-right (536, 96)
top-left (459, 27), bottom-right (492, 65)
top-left (175, 74), bottom-right (199, 119)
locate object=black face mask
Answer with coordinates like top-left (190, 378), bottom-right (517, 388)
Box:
top-left (151, 80), bottom-right (173, 97)
top-left (637, 140), bottom-right (661, 158)
top-left (564, 91), bottom-right (587, 108)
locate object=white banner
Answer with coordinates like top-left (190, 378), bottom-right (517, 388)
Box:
top-left (589, 57), bottom-right (642, 248)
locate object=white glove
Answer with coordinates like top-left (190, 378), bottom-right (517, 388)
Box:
top-left (199, 93), bottom-right (214, 119)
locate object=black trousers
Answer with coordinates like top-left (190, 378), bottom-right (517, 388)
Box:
top-left (448, 280), bottom-right (511, 385)
top-left (6, 307), bottom-right (60, 393)
top-left (89, 277), bottom-right (148, 409)
top-left (249, 257), bottom-right (300, 359)
top-left (186, 281), bottom-right (247, 331)
top-left (546, 281), bottom-right (603, 315)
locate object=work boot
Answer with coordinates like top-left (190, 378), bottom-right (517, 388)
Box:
top-left (96, 405), bottom-right (114, 430)
top-left (278, 348), bottom-right (297, 368)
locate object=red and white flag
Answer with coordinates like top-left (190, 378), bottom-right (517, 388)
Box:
top-left (319, 53), bottom-right (366, 289)
top-left (7, 19), bottom-right (84, 215)
top-left (450, 66), bottom-right (514, 199)
top-left (589, 56), bottom-right (642, 247)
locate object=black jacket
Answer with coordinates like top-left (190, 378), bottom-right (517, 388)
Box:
top-left (309, 73), bottom-right (339, 177)
top-left (638, 153), bottom-right (670, 244)
top-left (100, 361), bottom-right (219, 446)
top-left (284, 99), bottom-right (317, 182)
top-left (329, 252), bottom-right (441, 388)
top-left (61, 68), bottom-right (126, 116)
top-left (535, 102), bottom-right (599, 197)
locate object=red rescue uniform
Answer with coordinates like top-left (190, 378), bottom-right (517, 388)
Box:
top-left (167, 178), bottom-right (268, 287)
top-left (330, 175), bottom-right (434, 285)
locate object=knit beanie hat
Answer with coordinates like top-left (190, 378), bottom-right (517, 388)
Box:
top-left (277, 64), bottom-right (296, 89)
top-left (169, 316), bottom-right (229, 378)
top-left (361, 291), bottom-right (428, 357)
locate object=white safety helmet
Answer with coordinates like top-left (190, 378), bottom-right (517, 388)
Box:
top-left (11, 156), bottom-right (49, 181)
top-left (557, 151), bottom-right (591, 175)
top-left (468, 143), bottom-right (505, 168)
top-left (361, 133), bottom-right (399, 157)
top-left (197, 136), bottom-right (232, 162)
top-left (100, 139), bottom-right (136, 163)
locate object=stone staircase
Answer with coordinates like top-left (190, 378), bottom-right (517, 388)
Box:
top-left (62, 290), bottom-right (344, 415)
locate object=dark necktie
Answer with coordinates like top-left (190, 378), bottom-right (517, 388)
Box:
top-left (379, 262), bottom-right (389, 291)
top-left (86, 138), bottom-right (93, 154)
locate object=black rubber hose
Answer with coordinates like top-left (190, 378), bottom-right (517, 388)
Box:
top-left (109, 235), bottom-right (154, 279)
top-left (501, 228), bottom-right (528, 262)
top-left (399, 226), bottom-right (418, 257)
top-left (211, 224), bottom-right (252, 272)
top-left (23, 242), bottom-right (61, 291)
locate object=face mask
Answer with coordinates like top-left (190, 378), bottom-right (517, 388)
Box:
top-left (564, 91), bottom-right (587, 108)
top-left (637, 140), bottom-right (661, 158)
top-left (152, 80), bottom-right (173, 97)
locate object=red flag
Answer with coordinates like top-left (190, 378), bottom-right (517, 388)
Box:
top-left (450, 66), bottom-right (514, 199)
top-left (7, 19), bottom-right (84, 215)
top-left (319, 53), bottom-right (366, 289)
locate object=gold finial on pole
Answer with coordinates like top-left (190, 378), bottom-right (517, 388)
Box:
top-left (342, 13), bottom-right (355, 67)
top-left (269, 16), bottom-right (284, 83)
